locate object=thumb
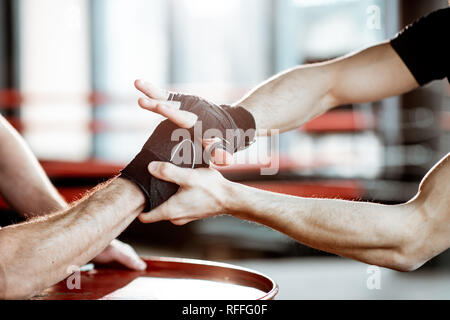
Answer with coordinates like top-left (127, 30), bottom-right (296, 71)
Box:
top-left (148, 161), bottom-right (193, 186)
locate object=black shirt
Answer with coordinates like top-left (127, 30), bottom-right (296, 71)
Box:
top-left (390, 7), bottom-right (450, 86)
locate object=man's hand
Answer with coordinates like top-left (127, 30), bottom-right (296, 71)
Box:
top-left (92, 239), bottom-right (146, 271)
top-left (138, 161), bottom-right (231, 225)
top-left (134, 79), bottom-right (234, 166)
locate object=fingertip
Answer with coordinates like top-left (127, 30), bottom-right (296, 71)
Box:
top-left (170, 219), bottom-right (185, 226)
top-left (138, 213), bottom-right (149, 223)
top-left (139, 211), bottom-right (162, 224)
top-left (135, 259), bottom-right (147, 271)
top-left (135, 79), bottom-right (144, 88)
top-left (137, 96), bottom-right (146, 106)
top-left (171, 218), bottom-right (195, 226)
top-left (148, 161), bottom-right (161, 173)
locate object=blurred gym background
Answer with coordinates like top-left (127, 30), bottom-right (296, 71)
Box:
top-left (0, 0), bottom-right (449, 298)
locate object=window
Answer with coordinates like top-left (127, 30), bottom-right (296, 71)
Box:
top-left (19, 0), bottom-right (92, 160)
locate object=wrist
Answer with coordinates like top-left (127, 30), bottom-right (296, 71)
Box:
top-left (222, 180), bottom-right (249, 218)
top-left (221, 105), bottom-right (256, 149)
top-left (115, 177), bottom-right (146, 213)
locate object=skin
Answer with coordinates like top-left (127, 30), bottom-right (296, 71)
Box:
top-left (0, 115), bottom-right (147, 299)
top-left (0, 177), bottom-right (146, 299)
top-left (136, 42), bottom-right (450, 271)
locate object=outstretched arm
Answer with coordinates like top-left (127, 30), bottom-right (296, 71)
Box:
top-left (227, 153), bottom-right (450, 271)
top-left (237, 42), bottom-right (419, 133)
top-left (140, 153), bottom-right (450, 272)
top-left (136, 42), bottom-right (419, 138)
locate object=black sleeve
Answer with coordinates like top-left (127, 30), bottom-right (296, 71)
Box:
top-left (390, 7), bottom-right (450, 86)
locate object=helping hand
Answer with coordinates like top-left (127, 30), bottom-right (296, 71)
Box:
top-left (138, 161), bottom-right (232, 225)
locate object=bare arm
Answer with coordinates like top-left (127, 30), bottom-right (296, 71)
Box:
top-left (134, 42), bottom-right (419, 167)
top-left (0, 177), bottom-right (145, 299)
top-left (0, 116), bottom-right (66, 216)
top-left (140, 153), bottom-right (450, 272)
top-left (236, 42), bottom-right (419, 133)
top-left (134, 42), bottom-right (419, 153)
top-left (226, 153), bottom-right (450, 271)
top-left (0, 115), bottom-right (146, 272)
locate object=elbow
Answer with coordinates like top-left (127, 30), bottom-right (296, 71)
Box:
top-left (387, 243), bottom-right (425, 273)
top-left (379, 203), bottom-right (430, 272)
top-left (386, 210), bottom-right (429, 272)
top-left (387, 250), bottom-right (424, 272)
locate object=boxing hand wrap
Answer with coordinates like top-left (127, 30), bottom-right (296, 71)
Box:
top-left (120, 93), bottom-right (256, 212)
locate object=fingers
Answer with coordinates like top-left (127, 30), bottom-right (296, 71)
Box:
top-left (139, 165), bottom-right (224, 224)
top-left (170, 218), bottom-right (196, 226)
top-left (138, 179), bottom-right (194, 223)
top-left (139, 195), bottom-right (175, 223)
top-left (148, 161), bottom-right (194, 186)
top-left (203, 138), bottom-right (234, 166)
top-left (138, 97), bottom-right (197, 129)
top-left (135, 79), bottom-right (169, 100)
top-left (109, 240), bottom-right (147, 271)
top-left (138, 194), bottom-right (197, 225)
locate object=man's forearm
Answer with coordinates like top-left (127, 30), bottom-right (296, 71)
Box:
top-left (0, 177), bottom-right (145, 299)
top-left (225, 181), bottom-right (420, 271)
top-left (235, 42), bottom-right (418, 133)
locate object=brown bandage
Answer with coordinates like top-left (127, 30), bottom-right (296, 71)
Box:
top-left (121, 93), bottom-right (256, 212)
